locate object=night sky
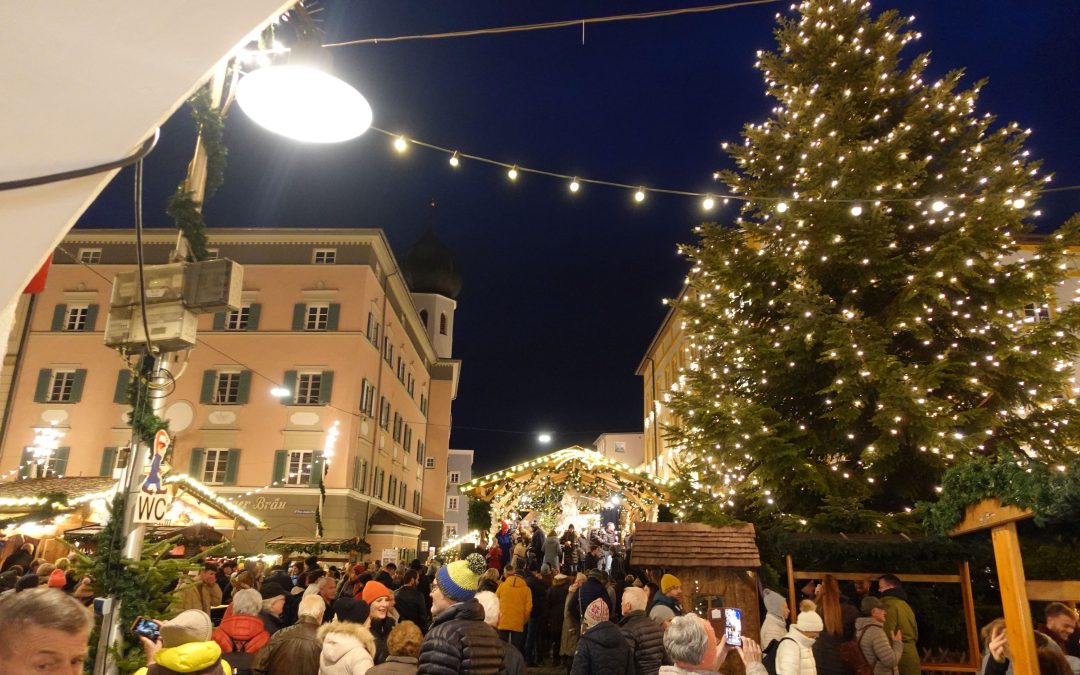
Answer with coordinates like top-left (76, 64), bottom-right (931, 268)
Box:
top-left (76, 1), bottom-right (1080, 474)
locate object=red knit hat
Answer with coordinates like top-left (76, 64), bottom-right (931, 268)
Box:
top-left (47, 568), bottom-right (67, 588)
top-left (361, 580), bottom-right (392, 604)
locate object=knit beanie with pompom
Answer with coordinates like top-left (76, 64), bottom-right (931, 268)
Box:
top-left (436, 553), bottom-right (487, 602)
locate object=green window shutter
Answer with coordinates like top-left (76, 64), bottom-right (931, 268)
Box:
top-left (18, 448), bottom-right (32, 479)
top-left (292, 304), bottom-right (306, 330)
top-left (85, 305), bottom-right (99, 331)
top-left (283, 371), bottom-right (298, 405)
top-left (318, 371), bottom-right (334, 405)
top-left (54, 447), bottom-right (70, 476)
top-left (237, 371), bottom-right (252, 404)
top-left (34, 369), bottom-right (53, 403)
top-left (309, 451), bottom-right (325, 486)
top-left (212, 312), bottom-right (226, 330)
top-left (51, 304), bottom-right (67, 331)
top-left (70, 369), bottom-right (87, 403)
top-left (247, 304), bottom-right (261, 330)
top-left (114, 369), bottom-right (133, 404)
top-left (224, 449), bottom-right (241, 485)
top-left (100, 447), bottom-right (118, 477)
top-left (326, 303), bottom-right (341, 330)
top-left (272, 450), bottom-right (288, 483)
top-left (200, 370), bottom-right (217, 404)
top-left (353, 457), bottom-right (361, 490)
top-left (189, 447), bottom-right (205, 477)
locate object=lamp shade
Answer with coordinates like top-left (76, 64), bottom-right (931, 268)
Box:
top-left (235, 64), bottom-right (372, 143)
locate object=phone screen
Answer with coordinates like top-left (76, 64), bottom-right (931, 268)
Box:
top-left (132, 617), bottom-right (160, 641)
top-left (724, 607), bottom-right (742, 646)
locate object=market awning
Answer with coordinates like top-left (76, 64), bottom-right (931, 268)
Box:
top-left (458, 445), bottom-right (670, 520)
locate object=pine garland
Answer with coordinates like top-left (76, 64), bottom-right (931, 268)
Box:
top-left (266, 537), bottom-right (371, 556)
top-left (165, 85), bottom-right (228, 262)
top-left (921, 456), bottom-right (1080, 535)
top-left (125, 359), bottom-right (169, 448)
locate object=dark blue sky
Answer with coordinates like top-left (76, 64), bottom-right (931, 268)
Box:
top-left (78, 1), bottom-right (1080, 473)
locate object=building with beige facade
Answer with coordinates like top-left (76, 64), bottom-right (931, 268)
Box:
top-left (0, 227), bottom-right (462, 559)
top-left (591, 432), bottom-right (644, 468)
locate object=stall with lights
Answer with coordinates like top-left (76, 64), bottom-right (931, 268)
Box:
top-left (458, 445), bottom-right (670, 537)
top-left (0, 475), bottom-right (264, 563)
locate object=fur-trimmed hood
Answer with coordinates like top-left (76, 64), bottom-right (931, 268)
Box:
top-left (318, 620), bottom-right (376, 670)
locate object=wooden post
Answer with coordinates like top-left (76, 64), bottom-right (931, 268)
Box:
top-left (959, 560), bottom-right (981, 667)
top-left (991, 521), bottom-right (1038, 675)
top-left (786, 554), bottom-right (797, 616)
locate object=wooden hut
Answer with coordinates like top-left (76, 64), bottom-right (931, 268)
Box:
top-left (631, 522), bottom-right (762, 644)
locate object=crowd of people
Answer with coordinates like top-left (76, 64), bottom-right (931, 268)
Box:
top-left (1, 533), bottom-right (1079, 675)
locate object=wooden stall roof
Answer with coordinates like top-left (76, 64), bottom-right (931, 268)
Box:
top-left (632, 522), bottom-right (761, 568)
top-left (0, 476), bottom-right (115, 513)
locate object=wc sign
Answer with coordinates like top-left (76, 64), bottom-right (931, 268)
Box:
top-left (134, 430), bottom-right (175, 524)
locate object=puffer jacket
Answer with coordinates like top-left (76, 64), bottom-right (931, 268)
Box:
top-left (855, 617), bottom-right (903, 675)
top-left (880, 588), bottom-right (919, 675)
top-left (214, 614), bottom-right (271, 654)
top-left (569, 620), bottom-right (634, 675)
top-left (416, 599), bottom-right (505, 675)
top-left (620, 610), bottom-right (667, 675)
top-left (253, 616), bottom-right (322, 675)
top-left (760, 613), bottom-right (787, 648)
top-left (495, 574), bottom-right (532, 632)
top-left (775, 630), bottom-right (817, 675)
top-left (543, 536), bottom-right (561, 568)
top-left (135, 641), bottom-right (234, 675)
top-left (318, 620), bottom-right (376, 675)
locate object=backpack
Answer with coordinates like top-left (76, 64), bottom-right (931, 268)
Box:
top-left (222, 635), bottom-right (255, 675)
top-left (839, 626), bottom-right (874, 675)
top-left (762, 637), bottom-right (794, 675)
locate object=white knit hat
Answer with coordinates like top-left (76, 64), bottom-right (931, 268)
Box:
top-left (794, 610), bottom-right (824, 632)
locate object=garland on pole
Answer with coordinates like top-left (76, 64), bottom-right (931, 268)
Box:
top-left (266, 537), bottom-right (371, 556)
top-left (166, 85), bottom-right (228, 262)
top-left (921, 456), bottom-right (1080, 536)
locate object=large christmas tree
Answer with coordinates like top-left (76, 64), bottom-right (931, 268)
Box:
top-left (667, 0), bottom-right (1080, 530)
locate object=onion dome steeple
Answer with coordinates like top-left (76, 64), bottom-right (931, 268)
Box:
top-left (401, 200), bottom-right (463, 300)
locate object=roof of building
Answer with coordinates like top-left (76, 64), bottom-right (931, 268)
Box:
top-left (401, 226), bottom-right (463, 300)
top-left (0, 476), bottom-right (115, 512)
top-left (368, 507), bottom-right (422, 527)
top-left (630, 521), bottom-right (760, 569)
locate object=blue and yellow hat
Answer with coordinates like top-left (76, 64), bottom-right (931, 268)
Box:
top-left (436, 553), bottom-right (487, 602)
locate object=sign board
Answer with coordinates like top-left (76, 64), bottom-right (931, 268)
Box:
top-left (133, 492), bottom-right (174, 524)
top-left (382, 548), bottom-right (397, 565)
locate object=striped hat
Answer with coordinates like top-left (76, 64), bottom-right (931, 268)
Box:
top-left (436, 553), bottom-right (487, 602)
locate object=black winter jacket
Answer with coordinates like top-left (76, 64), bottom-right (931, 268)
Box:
top-left (546, 582), bottom-right (570, 634)
top-left (812, 630), bottom-right (849, 675)
top-left (619, 610), bottom-right (667, 675)
top-left (570, 578), bottom-right (613, 622)
top-left (396, 585), bottom-right (433, 633)
top-left (526, 575), bottom-right (548, 619)
top-left (569, 621), bottom-right (636, 675)
top-left (417, 599), bottom-right (506, 675)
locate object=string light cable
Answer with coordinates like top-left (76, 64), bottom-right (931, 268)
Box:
top-left (372, 126), bottom-right (1080, 210)
top-left (0, 130), bottom-right (159, 192)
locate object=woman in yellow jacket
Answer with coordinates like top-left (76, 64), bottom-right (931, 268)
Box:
top-left (495, 567), bottom-right (532, 653)
top-left (135, 610), bottom-right (233, 675)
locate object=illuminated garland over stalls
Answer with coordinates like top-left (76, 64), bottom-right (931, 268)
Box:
top-left (664, 0), bottom-right (1080, 531)
top-left (265, 536), bottom-right (371, 556)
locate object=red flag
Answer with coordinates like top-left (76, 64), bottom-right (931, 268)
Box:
top-left (23, 257), bottom-right (51, 294)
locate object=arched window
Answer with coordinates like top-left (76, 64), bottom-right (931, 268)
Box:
top-left (419, 309), bottom-right (428, 327)
top-left (439, 313), bottom-right (448, 335)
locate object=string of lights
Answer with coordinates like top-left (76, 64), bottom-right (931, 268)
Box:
top-left (372, 126), bottom-right (1080, 212)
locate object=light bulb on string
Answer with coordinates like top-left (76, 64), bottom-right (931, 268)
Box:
top-left (776, 201), bottom-right (789, 213)
top-left (1012, 198), bottom-right (1026, 208)
top-left (634, 188), bottom-right (646, 203)
top-left (931, 200), bottom-right (947, 212)
top-left (393, 136), bottom-right (408, 153)
top-left (850, 204), bottom-right (863, 216)
top-left (702, 195), bottom-right (716, 211)
top-left (507, 165), bottom-right (519, 181)
top-left (569, 178), bottom-right (580, 193)
top-left (449, 151), bottom-right (460, 167)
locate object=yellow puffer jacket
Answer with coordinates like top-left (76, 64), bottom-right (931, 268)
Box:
top-left (496, 574), bottom-right (533, 632)
top-left (133, 640), bottom-right (233, 675)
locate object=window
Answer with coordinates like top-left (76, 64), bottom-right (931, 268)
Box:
top-left (313, 248), bottom-right (337, 264)
top-left (374, 468), bottom-right (385, 499)
top-left (399, 483), bottom-right (407, 508)
top-left (403, 426), bottom-right (412, 454)
top-left (383, 336), bottom-right (394, 364)
top-left (205, 248), bottom-right (220, 260)
top-left (419, 309), bottom-right (428, 327)
top-left (296, 373), bottom-right (323, 405)
top-left (1024, 303), bottom-right (1050, 323)
top-left (285, 450), bottom-right (314, 485)
top-left (419, 443), bottom-right (428, 466)
top-left (360, 379), bottom-right (376, 416)
top-left (202, 449), bottom-right (230, 484)
top-left (396, 357), bottom-right (405, 382)
top-left (445, 524), bottom-right (457, 538)
top-left (78, 248), bottom-right (102, 264)
top-left (420, 394), bottom-right (428, 416)
top-left (366, 312), bottom-right (380, 343)
top-left (413, 490), bottom-right (421, 514)
top-left (355, 459), bottom-right (369, 493)
top-left (406, 374), bottom-right (415, 397)
top-left (449, 471), bottom-right (460, 484)
top-left (214, 372), bottom-right (241, 404)
top-left (447, 496), bottom-right (459, 511)
top-left (425, 457), bottom-right (436, 469)
top-left (64, 305), bottom-right (89, 331)
top-left (379, 397), bottom-right (391, 429)
top-left (25, 449), bottom-right (68, 478)
top-left (614, 441), bottom-right (627, 453)
top-left (225, 305), bottom-right (250, 331)
top-left (439, 313), bottom-right (448, 335)
top-left (306, 303), bottom-right (329, 331)
top-left (49, 370), bottom-right (76, 402)
top-left (393, 413), bottom-right (403, 442)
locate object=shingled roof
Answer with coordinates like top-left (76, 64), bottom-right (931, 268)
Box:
top-left (631, 522), bottom-right (760, 568)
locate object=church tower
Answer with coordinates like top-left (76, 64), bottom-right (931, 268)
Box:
top-left (401, 206), bottom-right (462, 359)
